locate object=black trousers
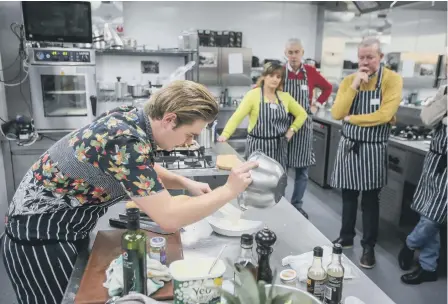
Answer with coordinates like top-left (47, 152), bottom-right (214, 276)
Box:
top-left (340, 188), bottom-right (381, 248)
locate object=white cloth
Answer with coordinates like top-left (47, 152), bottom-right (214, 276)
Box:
top-left (103, 255), bottom-right (172, 297)
top-left (114, 293), bottom-right (163, 304)
top-left (282, 245), bottom-right (357, 283)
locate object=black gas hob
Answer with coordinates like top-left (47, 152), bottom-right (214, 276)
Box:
top-left (154, 146), bottom-right (215, 170)
top-left (391, 125), bottom-right (433, 141)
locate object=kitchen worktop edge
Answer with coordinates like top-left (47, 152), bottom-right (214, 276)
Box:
top-left (312, 111), bottom-right (429, 156)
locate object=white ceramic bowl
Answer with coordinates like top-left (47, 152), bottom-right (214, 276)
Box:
top-left (206, 216), bottom-right (263, 237)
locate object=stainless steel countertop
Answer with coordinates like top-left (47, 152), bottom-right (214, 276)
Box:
top-left (62, 199), bottom-right (395, 304)
top-left (312, 110), bottom-right (430, 156)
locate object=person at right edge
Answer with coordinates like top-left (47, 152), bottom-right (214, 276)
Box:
top-left (398, 84), bottom-right (447, 285)
top-left (330, 37), bottom-right (403, 269)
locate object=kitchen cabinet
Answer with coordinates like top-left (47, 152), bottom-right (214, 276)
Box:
top-left (326, 124), bottom-right (342, 186)
top-left (12, 154), bottom-right (41, 189)
top-left (198, 47), bottom-right (252, 86)
top-left (309, 121), bottom-right (330, 187)
top-left (9, 135), bottom-right (64, 191)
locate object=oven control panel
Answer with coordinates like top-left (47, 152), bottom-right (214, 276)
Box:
top-left (31, 48), bottom-right (95, 64)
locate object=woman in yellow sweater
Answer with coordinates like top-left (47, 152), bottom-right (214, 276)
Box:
top-left (217, 62), bottom-right (308, 169)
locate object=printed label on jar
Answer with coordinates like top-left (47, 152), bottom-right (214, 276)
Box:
top-left (150, 251), bottom-right (161, 262)
top-left (307, 276), bottom-right (325, 300)
top-left (150, 249), bottom-right (167, 264)
top-left (323, 275), bottom-right (343, 304)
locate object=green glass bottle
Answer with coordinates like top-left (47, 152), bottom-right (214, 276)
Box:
top-left (122, 208), bottom-right (148, 296)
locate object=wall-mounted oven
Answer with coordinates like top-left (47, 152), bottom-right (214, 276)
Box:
top-left (29, 47), bottom-right (97, 130)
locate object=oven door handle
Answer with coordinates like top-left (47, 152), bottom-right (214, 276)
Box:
top-left (90, 95), bottom-right (97, 116)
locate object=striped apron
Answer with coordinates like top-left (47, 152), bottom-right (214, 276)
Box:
top-left (2, 108), bottom-right (154, 304)
top-left (330, 66), bottom-right (390, 191)
top-left (411, 121), bottom-right (447, 224)
top-left (245, 89), bottom-right (290, 170)
top-left (284, 66), bottom-right (315, 168)
top-left (2, 203), bottom-right (115, 304)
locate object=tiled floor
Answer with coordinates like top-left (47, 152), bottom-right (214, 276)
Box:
top-left (0, 171), bottom-right (446, 303)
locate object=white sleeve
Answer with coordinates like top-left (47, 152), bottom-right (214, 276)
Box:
top-left (420, 86), bottom-right (447, 128)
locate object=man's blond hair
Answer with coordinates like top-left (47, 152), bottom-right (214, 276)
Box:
top-left (144, 80), bottom-right (219, 127)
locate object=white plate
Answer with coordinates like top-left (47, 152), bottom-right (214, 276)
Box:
top-left (206, 216), bottom-right (263, 237)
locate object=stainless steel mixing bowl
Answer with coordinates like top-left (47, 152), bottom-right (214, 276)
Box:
top-left (238, 151), bottom-right (288, 210)
top-left (265, 284), bottom-right (322, 304)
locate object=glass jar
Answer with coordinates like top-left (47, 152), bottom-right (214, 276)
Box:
top-left (149, 237), bottom-right (167, 265)
top-left (280, 269), bottom-right (297, 287)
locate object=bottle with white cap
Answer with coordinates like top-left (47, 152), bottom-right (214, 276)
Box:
top-left (306, 246), bottom-right (327, 300)
top-left (324, 243), bottom-right (345, 304)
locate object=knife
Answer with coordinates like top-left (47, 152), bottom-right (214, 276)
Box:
top-left (109, 218), bottom-right (174, 235)
top-left (117, 215), bottom-right (186, 232)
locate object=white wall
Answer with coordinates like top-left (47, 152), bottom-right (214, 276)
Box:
top-left (388, 8), bottom-right (447, 53)
top-left (122, 1), bottom-right (318, 61)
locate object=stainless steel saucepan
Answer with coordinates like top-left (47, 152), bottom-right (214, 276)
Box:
top-left (237, 151), bottom-right (287, 210)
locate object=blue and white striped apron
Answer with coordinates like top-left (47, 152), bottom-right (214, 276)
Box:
top-left (411, 121), bottom-right (447, 224)
top-left (331, 66), bottom-right (391, 191)
top-left (284, 66), bottom-right (315, 168)
top-left (245, 89), bottom-right (290, 170)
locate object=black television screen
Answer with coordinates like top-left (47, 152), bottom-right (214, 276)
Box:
top-left (22, 1), bottom-right (92, 43)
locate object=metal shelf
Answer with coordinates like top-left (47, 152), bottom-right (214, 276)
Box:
top-left (95, 48), bottom-right (200, 83)
top-left (45, 90), bottom-right (86, 94)
top-left (95, 49), bottom-right (198, 57)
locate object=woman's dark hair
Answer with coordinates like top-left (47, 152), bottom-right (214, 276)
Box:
top-left (255, 62), bottom-right (285, 91)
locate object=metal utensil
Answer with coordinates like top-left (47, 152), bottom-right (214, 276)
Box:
top-left (264, 284), bottom-right (321, 303)
top-left (115, 77), bottom-right (128, 99)
top-left (237, 151), bottom-right (287, 210)
top-left (128, 84), bottom-right (148, 98)
top-left (208, 244), bottom-right (227, 275)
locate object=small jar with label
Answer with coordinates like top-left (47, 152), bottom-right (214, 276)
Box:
top-left (149, 237), bottom-right (167, 265)
top-left (280, 269), bottom-right (297, 287)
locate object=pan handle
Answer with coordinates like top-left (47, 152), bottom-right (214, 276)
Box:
top-left (109, 218), bottom-right (127, 229)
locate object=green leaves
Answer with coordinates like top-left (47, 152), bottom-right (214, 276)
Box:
top-left (258, 281), bottom-right (267, 304)
top-left (220, 288), bottom-right (240, 304)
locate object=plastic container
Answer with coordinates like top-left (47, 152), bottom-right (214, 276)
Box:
top-left (279, 269), bottom-right (297, 287)
top-left (169, 258), bottom-right (226, 304)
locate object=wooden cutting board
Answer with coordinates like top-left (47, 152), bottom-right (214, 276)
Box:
top-left (75, 230), bottom-right (183, 304)
top-left (216, 154), bottom-right (243, 170)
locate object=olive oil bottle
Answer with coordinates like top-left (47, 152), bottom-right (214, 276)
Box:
top-left (122, 208), bottom-right (147, 296)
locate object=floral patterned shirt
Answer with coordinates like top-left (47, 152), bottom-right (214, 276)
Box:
top-left (8, 105), bottom-right (164, 217)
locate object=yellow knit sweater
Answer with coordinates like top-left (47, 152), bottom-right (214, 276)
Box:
top-left (221, 88), bottom-right (308, 139)
top-left (331, 68), bottom-right (403, 126)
